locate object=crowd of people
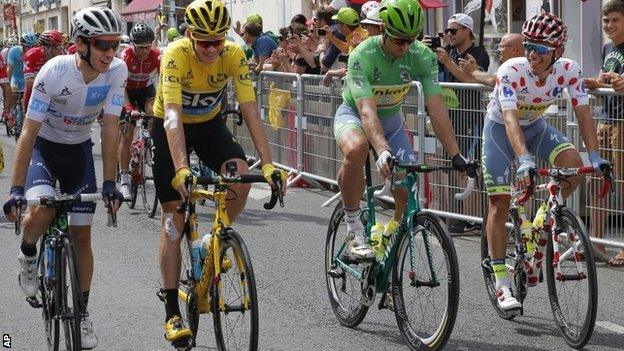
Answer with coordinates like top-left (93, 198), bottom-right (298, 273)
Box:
top-left (0, 0), bottom-right (623, 349)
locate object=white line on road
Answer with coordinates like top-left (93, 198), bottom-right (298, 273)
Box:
top-left (596, 321), bottom-right (624, 334)
top-left (248, 186), bottom-right (271, 200)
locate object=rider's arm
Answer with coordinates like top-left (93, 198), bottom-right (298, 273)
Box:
top-left (10, 118), bottom-right (42, 188)
top-left (502, 109), bottom-right (529, 157)
top-left (574, 105), bottom-right (600, 153)
top-left (163, 103), bottom-right (188, 170)
top-left (101, 63), bottom-right (128, 182)
top-left (240, 101), bottom-right (273, 165)
top-left (425, 94), bottom-right (460, 157)
top-left (356, 98), bottom-right (391, 154)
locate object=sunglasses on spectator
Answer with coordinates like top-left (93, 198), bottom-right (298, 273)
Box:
top-left (444, 28), bottom-right (460, 35)
top-left (89, 38), bottom-right (120, 51)
top-left (523, 42), bottom-right (555, 55)
top-left (194, 38), bottom-right (225, 49)
top-left (388, 35), bottom-right (416, 46)
top-left (134, 44), bottom-right (152, 49)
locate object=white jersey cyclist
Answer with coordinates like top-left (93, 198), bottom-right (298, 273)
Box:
top-left (486, 56), bottom-right (588, 125)
top-left (27, 54), bottom-right (126, 144)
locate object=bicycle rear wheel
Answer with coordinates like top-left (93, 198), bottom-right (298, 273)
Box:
top-left (211, 229), bottom-right (259, 350)
top-left (324, 203), bottom-right (369, 328)
top-left (178, 236), bottom-right (200, 348)
top-left (392, 212), bottom-right (459, 350)
top-left (58, 237), bottom-right (82, 351)
top-left (39, 238), bottom-right (59, 351)
top-left (128, 181), bottom-right (138, 209)
top-left (480, 210), bottom-right (521, 320)
top-left (545, 208), bottom-right (597, 349)
top-left (141, 141), bottom-right (157, 216)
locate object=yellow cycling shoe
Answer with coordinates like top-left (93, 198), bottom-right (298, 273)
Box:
top-left (164, 315), bottom-right (192, 343)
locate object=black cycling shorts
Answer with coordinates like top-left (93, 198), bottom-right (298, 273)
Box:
top-left (152, 116), bottom-right (246, 203)
top-left (127, 85), bottom-right (156, 112)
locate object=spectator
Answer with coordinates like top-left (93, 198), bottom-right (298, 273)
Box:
top-left (585, 0), bottom-right (624, 267)
top-left (434, 13), bottom-right (490, 233)
top-left (324, 7), bottom-right (367, 55)
top-left (243, 22), bottom-right (279, 73)
top-left (315, 7), bottom-right (347, 72)
top-left (360, 4), bottom-right (382, 36)
top-left (291, 14), bottom-right (308, 26)
top-left (310, 0), bottom-right (349, 13)
top-left (273, 23), bottom-right (321, 74)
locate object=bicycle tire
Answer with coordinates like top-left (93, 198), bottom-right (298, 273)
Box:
top-left (480, 210), bottom-right (520, 320)
top-left (392, 212), bottom-right (459, 350)
top-left (178, 236), bottom-right (200, 348)
top-left (58, 237), bottom-right (82, 351)
top-left (141, 142), bottom-right (155, 216)
top-left (324, 203), bottom-right (369, 328)
top-left (39, 238), bottom-right (59, 351)
top-left (128, 182), bottom-right (138, 209)
top-left (212, 229), bottom-right (259, 350)
top-left (545, 207), bottom-right (597, 349)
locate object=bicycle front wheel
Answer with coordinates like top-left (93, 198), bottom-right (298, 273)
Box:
top-left (39, 238), bottom-right (59, 351)
top-left (212, 229), bottom-right (259, 350)
top-left (58, 237), bottom-right (82, 351)
top-left (392, 212), bottom-right (459, 350)
top-left (324, 203), bottom-right (369, 328)
top-left (545, 207), bottom-right (597, 349)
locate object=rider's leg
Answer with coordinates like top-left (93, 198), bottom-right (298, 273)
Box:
top-left (552, 148), bottom-right (584, 198)
top-left (221, 158), bottom-right (250, 221)
top-left (70, 225), bottom-right (94, 297)
top-left (337, 128), bottom-right (369, 226)
top-left (118, 122), bottom-right (135, 192)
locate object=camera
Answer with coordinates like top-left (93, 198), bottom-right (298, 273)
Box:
top-left (429, 36), bottom-right (441, 50)
top-left (316, 28), bottom-right (327, 37)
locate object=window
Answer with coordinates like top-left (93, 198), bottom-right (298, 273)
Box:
top-left (49, 17), bottom-right (58, 30)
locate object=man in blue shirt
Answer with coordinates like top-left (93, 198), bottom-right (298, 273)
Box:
top-left (242, 22), bottom-right (278, 73)
top-left (7, 33), bottom-right (36, 93)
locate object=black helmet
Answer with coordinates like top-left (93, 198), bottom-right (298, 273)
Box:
top-left (130, 22), bottom-right (155, 45)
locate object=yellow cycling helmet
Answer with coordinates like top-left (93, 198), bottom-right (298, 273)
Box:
top-left (185, 0), bottom-right (231, 37)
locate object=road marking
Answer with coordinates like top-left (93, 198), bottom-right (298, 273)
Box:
top-left (248, 186), bottom-right (271, 200)
top-left (596, 321), bottom-right (624, 334)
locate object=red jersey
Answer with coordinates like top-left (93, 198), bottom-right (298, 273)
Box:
top-left (120, 46), bottom-right (160, 90)
top-left (23, 46), bottom-right (47, 80)
top-left (0, 53), bottom-right (8, 83)
top-left (67, 44), bottom-right (76, 55)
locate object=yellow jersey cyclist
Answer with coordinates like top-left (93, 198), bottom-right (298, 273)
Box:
top-left (482, 13), bottom-right (611, 313)
top-left (336, 0), bottom-right (469, 261)
top-left (152, 0), bottom-right (286, 345)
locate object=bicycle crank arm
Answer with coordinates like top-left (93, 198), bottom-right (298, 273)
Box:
top-left (26, 296), bottom-right (42, 308)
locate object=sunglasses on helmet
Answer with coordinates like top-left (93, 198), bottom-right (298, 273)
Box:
top-left (89, 38), bottom-right (120, 52)
top-left (522, 42), bottom-right (555, 55)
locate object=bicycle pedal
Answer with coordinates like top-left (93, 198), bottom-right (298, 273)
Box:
top-left (171, 339), bottom-right (191, 350)
top-left (26, 296), bottom-right (42, 308)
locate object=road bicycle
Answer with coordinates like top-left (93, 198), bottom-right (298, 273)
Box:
top-left (325, 155), bottom-right (478, 350)
top-left (11, 91), bottom-right (24, 139)
top-left (122, 111), bottom-right (157, 217)
top-left (481, 165), bottom-right (613, 349)
top-left (13, 193), bottom-right (116, 351)
top-left (1, 110), bottom-right (16, 137)
top-left (158, 162), bottom-right (284, 350)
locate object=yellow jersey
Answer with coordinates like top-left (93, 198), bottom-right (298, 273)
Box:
top-left (153, 38), bottom-right (256, 123)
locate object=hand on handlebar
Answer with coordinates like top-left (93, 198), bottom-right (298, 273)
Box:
top-left (515, 153), bottom-right (537, 188)
top-left (451, 153), bottom-right (469, 173)
top-left (376, 149), bottom-right (393, 180)
top-left (171, 167), bottom-right (196, 201)
top-left (102, 180), bottom-right (123, 214)
top-left (588, 151), bottom-right (611, 175)
top-left (3, 186), bottom-right (26, 222)
top-left (262, 163), bottom-right (287, 196)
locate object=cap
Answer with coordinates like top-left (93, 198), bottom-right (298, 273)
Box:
top-left (245, 13), bottom-right (263, 26)
top-left (360, 7), bottom-right (382, 26)
top-left (448, 13), bottom-right (473, 32)
top-left (332, 7), bottom-right (359, 26)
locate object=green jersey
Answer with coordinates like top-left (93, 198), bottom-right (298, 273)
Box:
top-left (342, 36), bottom-right (442, 117)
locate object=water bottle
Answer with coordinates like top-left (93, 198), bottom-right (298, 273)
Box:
top-left (518, 206), bottom-right (535, 257)
top-left (45, 239), bottom-right (54, 281)
top-left (191, 239), bottom-right (203, 279)
top-left (370, 223), bottom-right (385, 262)
top-left (200, 233), bottom-right (212, 261)
top-left (533, 203), bottom-right (548, 229)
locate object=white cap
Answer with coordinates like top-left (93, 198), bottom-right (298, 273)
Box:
top-left (361, 1), bottom-right (381, 17)
top-left (360, 7), bottom-right (382, 26)
top-left (448, 13), bottom-right (474, 32)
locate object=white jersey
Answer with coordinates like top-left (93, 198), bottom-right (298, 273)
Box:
top-left (486, 57), bottom-right (589, 126)
top-left (27, 55), bottom-right (127, 144)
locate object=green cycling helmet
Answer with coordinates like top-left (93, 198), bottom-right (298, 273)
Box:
top-left (167, 27), bottom-right (180, 41)
top-left (379, 0), bottom-right (425, 38)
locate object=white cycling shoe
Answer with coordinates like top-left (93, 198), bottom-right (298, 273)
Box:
top-left (496, 286), bottom-right (522, 312)
top-left (345, 230), bottom-right (374, 261)
top-left (81, 312), bottom-right (98, 349)
top-left (18, 251), bottom-right (39, 297)
top-left (119, 183), bottom-right (132, 200)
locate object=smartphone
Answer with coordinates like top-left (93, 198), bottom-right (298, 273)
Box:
top-left (430, 36), bottom-right (441, 50)
top-left (316, 28), bottom-right (327, 37)
top-left (338, 54), bottom-right (348, 63)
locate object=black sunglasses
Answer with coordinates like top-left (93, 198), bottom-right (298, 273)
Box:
top-left (195, 38), bottom-right (225, 49)
top-left (444, 28), bottom-right (459, 35)
top-left (388, 36), bottom-right (416, 46)
top-left (89, 38), bottom-right (120, 52)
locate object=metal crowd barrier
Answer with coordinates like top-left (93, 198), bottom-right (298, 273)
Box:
top-left (229, 71), bottom-right (624, 250)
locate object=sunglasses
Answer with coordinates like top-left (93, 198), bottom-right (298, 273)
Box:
top-left (523, 42), bottom-right (555, 55)
top-left (388, 35), bottom-right (416, 46)
top-left (89, 39), bottom-right (120, 52)
top-left (194, 38), bottom-right (225, 49)
top-left (444, 28), bottom-right (459, 35)
top-left (134, 44), bottom-right (152, 50)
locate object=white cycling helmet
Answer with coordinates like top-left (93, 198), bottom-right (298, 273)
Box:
top-left (361, 1), bottom-right (382, 18)
top-left (120, 35), bottom-right (131, 44)
top-left (71, 7), bottom-right (123, 41)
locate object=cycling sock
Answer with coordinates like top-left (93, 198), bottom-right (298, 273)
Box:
top-left (20, 240), bottom-right (37, 257)
top-left (82, 290), bottom-right (90, 308)
top-left (491, 258), bottom-right (510, 289)
top-left (344, 207), bottom-right (362, 233)
top-left (120, 171), bottom-right (130, 184)
top-left (163, 289), bottom-right (181, 321)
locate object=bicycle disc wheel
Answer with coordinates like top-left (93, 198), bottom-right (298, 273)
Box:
top-left (480, 210), bottom-right (520, 320)
top-left (545, 208), bottom-right (597, 349)
top-left (324, 203), bottom-right (369, 328)
top-left (391, 212), bottom-right (459, 350)
top-left (212, 229), bottom-right (259, 350)
top-left (39, 239), bottom-right (59, 351)
top-left (58, 237), bottom-right (82, 351)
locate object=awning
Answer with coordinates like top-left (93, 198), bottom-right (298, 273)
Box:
top-left (419, 0), bottom-right (449, 9)
top-left (120, 0), bottom-right (162, 22)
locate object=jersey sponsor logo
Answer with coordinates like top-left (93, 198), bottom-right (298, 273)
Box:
top-left (59, 86), bottom-right (72, 96)
top-left (164, 75), bottom-right (179, 83)
top-left (239, 57), bottom-right (247, 68)
top-left (85, 85), bottom-right (111, 107)
top-left (208, 73), bottom-right (228, 87)
top-left (35, 81), bottom-right (46, 93)
top-left (237, 72), bottom-right (252, 85)
top-left (166, 59), bottom-right (177, 69)
top-left (372, 67), bottom-right (381, 82)
top-left (351, 60), bottom-right (362, 71)
top-left (502, 86), bottom-right (514, 98)
top-left (112, 94), bottom-right (124, 107)
top-left (52, 97), bottom-right (67, 106)
top-left (399, 68), bottom-right (411, 83)
top-left (53, 62), bottom-right (68, 78)
top-left (551, 87), bottom-right (564, 97)
top-left (29, 97), bottom-right (49, 113)
top-left (372, 84), bottom-right (411, 108)
top-left (181, 89), bottom-right (224, 115)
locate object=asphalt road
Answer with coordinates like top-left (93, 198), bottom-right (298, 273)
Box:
top-left (0, 126), bottom-right (623, 351)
